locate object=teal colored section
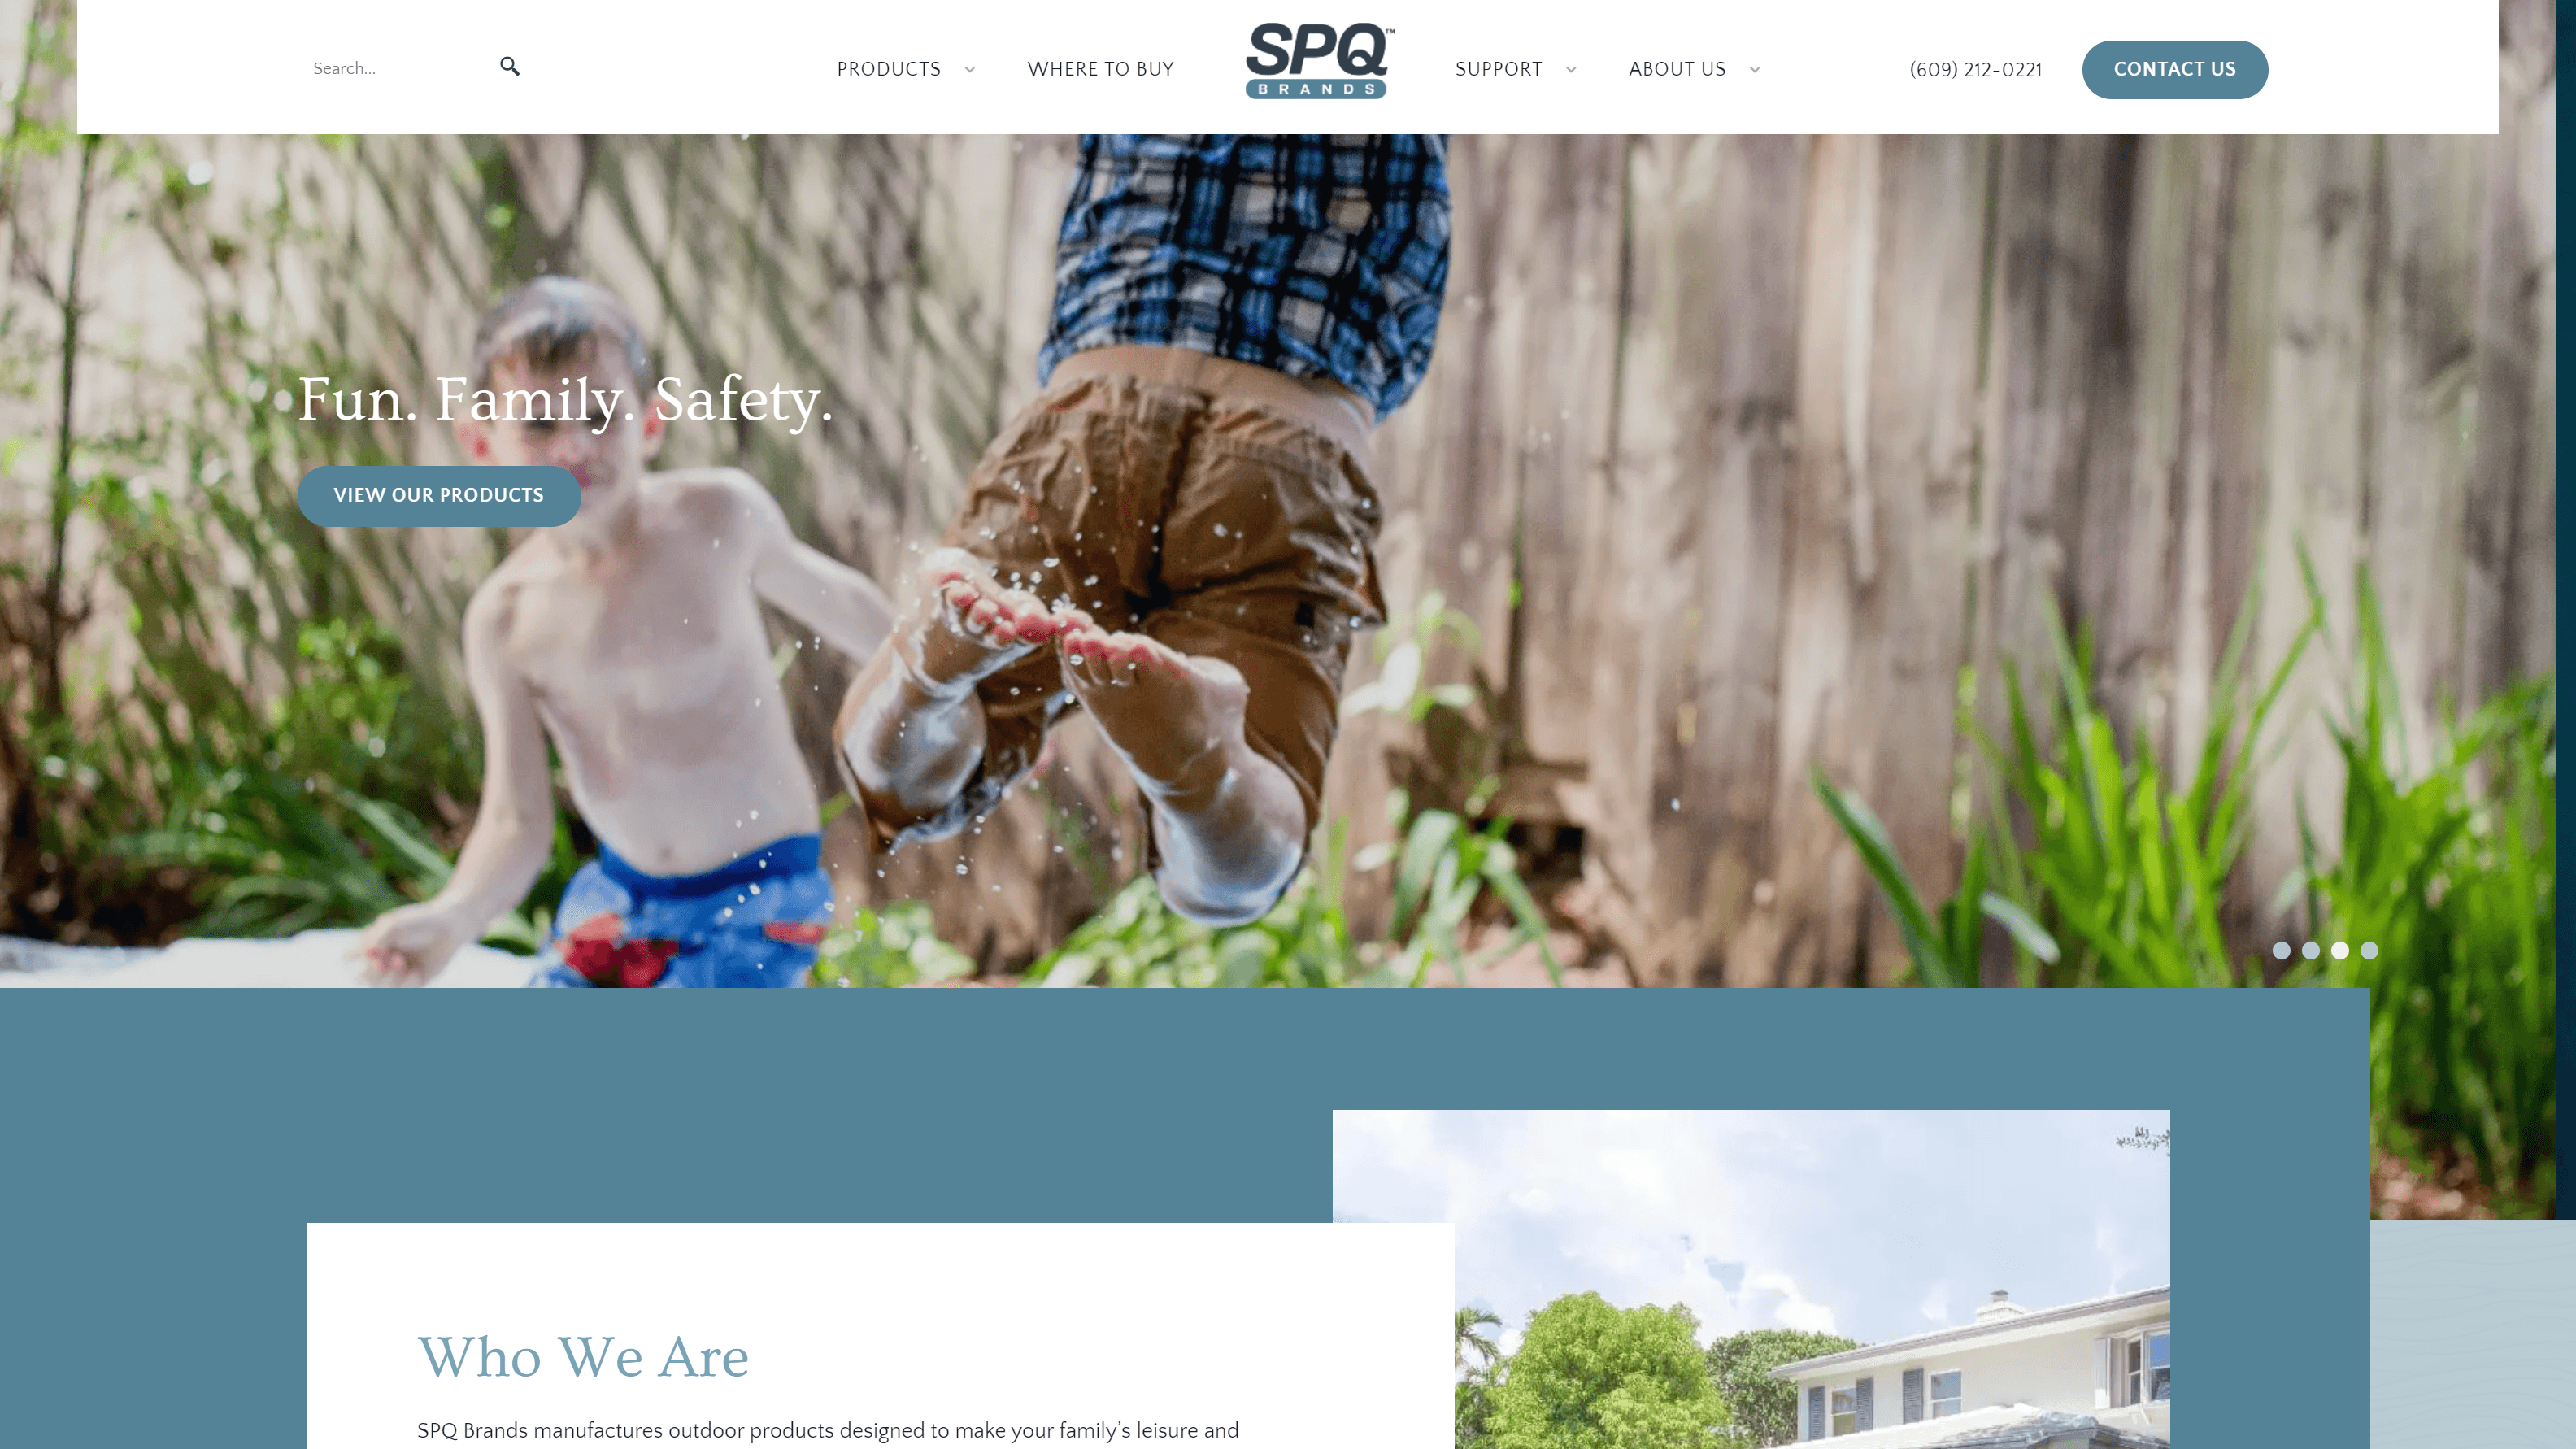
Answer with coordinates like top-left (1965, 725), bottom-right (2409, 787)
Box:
top-left (0, 988), bottom-right (2364, 1446)
top-left (2374, 1222), bottom-right (2576, 1445)
top-left (2082, 41), bottom-right (2269, 99)
top-left (298, 465), bottom-right (581, 528)
top-left (1243, 79), bottom-right (1386, 98)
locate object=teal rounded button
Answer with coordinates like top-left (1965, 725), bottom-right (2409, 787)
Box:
top-left (2082, 41), bottom-right (2268, 99)
top-left (298, 466), bottom-right (581, 528)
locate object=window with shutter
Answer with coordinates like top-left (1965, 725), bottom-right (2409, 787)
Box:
top-left (1930, 1370), bottom-right (1962, 1417)
top-left (1853, 1377), bottom-right (1873, 1432)
top-left (1902, 1368), bottom-right (1925, 1424)
top-left (1808, 1386), bottom-right (1826, 1440)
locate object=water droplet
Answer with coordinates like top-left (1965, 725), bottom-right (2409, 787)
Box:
top-left (1214, 524), bottom-right (1229, 537)
top-left (1042, 557), bottom-right (1060, 568)
top-left (955, 862), bottom-right (969, 876)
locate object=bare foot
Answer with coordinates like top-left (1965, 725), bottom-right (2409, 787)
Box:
top-left (1055, 620), bottom-right (1307, 924)
top-left (898, 547), bottom-right (1068, 697)
top-left (1055, 619), bottom-right (1241, 803)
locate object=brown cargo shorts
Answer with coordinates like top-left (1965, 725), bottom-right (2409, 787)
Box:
top-left (857, 346), bottom-right (1389, 853)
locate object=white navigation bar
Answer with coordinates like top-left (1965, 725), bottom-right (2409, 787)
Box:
top-left (80, 0), bottom-right (2497, 135)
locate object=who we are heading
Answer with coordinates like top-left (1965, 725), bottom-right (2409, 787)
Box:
top-left (290, 374), bottom-right (831, 436)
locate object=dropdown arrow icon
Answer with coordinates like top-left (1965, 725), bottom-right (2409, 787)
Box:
top-left (964, 65), bottom-right (976, 72)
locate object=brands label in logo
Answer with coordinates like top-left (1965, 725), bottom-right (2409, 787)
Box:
top-left (1245, 23), bottom-right (1388, 98)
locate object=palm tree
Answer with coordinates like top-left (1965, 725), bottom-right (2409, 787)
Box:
top-left (1454, 1308), bottom-right (1506, 1449)
top-left (1455, 1307), bottom-right (1503, 1373)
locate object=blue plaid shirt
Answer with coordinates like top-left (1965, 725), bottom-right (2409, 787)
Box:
top-left (1038, 134), bottom-right (1451, 417)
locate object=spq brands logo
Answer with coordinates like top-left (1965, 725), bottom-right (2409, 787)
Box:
top-left (1245, 23), bottom-right (1389, 99)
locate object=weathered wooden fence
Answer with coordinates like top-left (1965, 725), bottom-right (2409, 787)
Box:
top-left (9, 7), bottom-right (2553, 978)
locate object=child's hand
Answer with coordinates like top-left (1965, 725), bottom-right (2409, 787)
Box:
top-left (352, 903), bottom-right (473, 986)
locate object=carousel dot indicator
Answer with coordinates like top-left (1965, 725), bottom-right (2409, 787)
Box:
top-left (2302, 942), bottom-right (2321, 959)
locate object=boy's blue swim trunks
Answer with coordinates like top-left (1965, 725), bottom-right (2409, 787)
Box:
top-left (529, 834), bottom-right (832, 989)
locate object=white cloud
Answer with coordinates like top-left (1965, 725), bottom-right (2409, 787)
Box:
top-left (2095, 1216), bottom-right (2140, 1297)
top-left (1746, 1271), bottom-right (1840, 1334)
top-left (1334, 1111), bottom-right (2169, 1354)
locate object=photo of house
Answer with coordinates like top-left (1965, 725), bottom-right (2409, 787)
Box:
top-left (1779, 1285), bottom-right (2170, 1447)
top-left (1332, 1109), bottom-right (2171, 1449)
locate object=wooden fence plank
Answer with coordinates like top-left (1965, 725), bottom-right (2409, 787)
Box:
top-left (1599, 135), bottom-right (1807, 986)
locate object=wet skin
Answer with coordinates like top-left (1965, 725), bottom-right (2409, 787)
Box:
top-left (355, 346), bottom-right (893, 983)
top-left (840, 548), bottom-right (1304, 926)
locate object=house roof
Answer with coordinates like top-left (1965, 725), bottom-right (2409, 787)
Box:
top-left (1773, 1286), bottom-right (2172, 1380)
top-left (1785, 1402), bottom-right (2167, 1449)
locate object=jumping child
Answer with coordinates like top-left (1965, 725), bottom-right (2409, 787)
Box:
top-left (355, 276), bottom-right (894, 986)
top-left (836, 134), bottom-right (1451, 926)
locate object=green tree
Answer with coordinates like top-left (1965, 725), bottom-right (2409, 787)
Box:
top-left (1457, 1373), bottom-right (1500, 1449)
top-left (1456, 1304), bottom-right (1508, 1449)
top-left (1704, 1329), bottom-right (1861, 1448)
top-left (1489, 1294), bottom-right (1727, 1449)
top-left (1457, 1307), bottom-right (1506, 1373)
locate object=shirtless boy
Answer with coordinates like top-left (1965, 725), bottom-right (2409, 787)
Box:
top-left (355, 276), bottom-right (894, 986)
top-left (837, 135), bottom-right (1450, 925)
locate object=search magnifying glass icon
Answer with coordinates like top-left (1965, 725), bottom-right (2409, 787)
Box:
top-left (500, 56), bottom-right (520, 76)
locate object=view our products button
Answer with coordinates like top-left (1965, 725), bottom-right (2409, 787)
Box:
top-left (298, 466), bottom-right (581, 528)
top-left (2082, 41), bottom-right (2269, 99)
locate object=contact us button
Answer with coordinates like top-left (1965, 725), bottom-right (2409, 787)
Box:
top-left (2082, 41), bottom-right (2268, 99)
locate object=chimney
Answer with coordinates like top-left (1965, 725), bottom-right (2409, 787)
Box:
top-left (1974, 1290), bottom-right (2029, 1324)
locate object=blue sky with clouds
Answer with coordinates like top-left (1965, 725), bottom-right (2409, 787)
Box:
top-left (1333, 1110), bottom-right (2170, 1353)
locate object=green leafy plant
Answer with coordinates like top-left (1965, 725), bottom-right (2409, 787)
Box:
top-left (1808, 774), bottom-right (2056, 988)
top-left (105, 764), bottom-right (564, 948)
top-left (1024, 821), bottom-right (1362, 987)
top-left (1354, 789), bottom-right (1563, 987)
top-left (1456, 1307), bottom-right (1506, 1449)
top-left (1704, 1329), bottom-right (1860, 1449)
top-left (2287, 559), bottom-right (2556, 1214)
top-left (1817, 572), bottom-right (2315, 988)
top-left (1340, 588), bottom-right (1485, 724)
top-left (810, 901), bottom-right (978, 988)
top-left (1486, 1295), bottom-right (1727, 1449)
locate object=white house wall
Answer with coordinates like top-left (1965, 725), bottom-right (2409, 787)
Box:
top-left (1792, 1306), bottom-right (2170, 1437)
